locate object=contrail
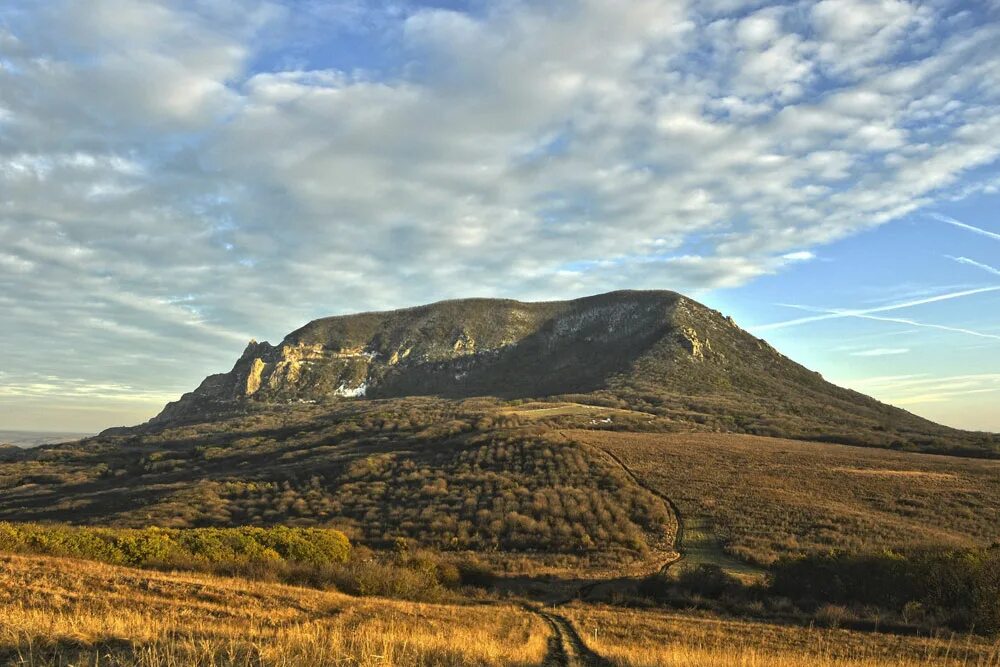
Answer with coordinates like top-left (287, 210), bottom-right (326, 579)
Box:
top-left (949, 256), bottom-right (1000, 277)
top-left (931, 213), bottom-right (1000, 241)
top-left (852, 313), bottom-right (1000, 341)
top-left (755, 286), bottom-right (1000, 331)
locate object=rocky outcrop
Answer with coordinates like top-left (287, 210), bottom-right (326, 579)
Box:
top-left (152, 291), bottom-right (690, 423)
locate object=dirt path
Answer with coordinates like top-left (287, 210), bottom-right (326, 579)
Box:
top-left (596, 445), bottom-right (685, 573)
top-left (557, 430), bottom-right (685, 575)
top-left (517, 431), bottom-right (691, 666)
top-left (531, 605), bottom-right (614, 667)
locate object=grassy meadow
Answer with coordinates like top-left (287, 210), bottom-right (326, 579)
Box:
top-left (563, 604), bottom-right (1000, 667)
top-left (3, 551), bottom-right (999, 666)
top-left (3, 401), bottom-right (1000, 664)
top-left (0, 552), bottom-right (547, 667)
top-left (569, 430), bottom-right (1000, 567)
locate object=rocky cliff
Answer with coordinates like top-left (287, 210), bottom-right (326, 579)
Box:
top-left (155, 290), bottom-right (686, 421)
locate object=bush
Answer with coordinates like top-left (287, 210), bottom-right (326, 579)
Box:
top-left (637, 564), bottom-right (745, 606)
top-left (769, 546), bottom-right (1000, 634)
top-left (0, 522), bottom-right (350, 575)
top-left (676, 564), bottom-right (742, 598)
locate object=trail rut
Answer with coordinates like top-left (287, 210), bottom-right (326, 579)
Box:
top-left (532, 605), bottom-right (614, 667)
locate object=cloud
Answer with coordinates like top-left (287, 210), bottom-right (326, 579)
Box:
top-left (1, 0), bottom-right (1000, 428)
top-left (949, 256), bottom-right (1000, 276)
top-left (842, 313), bottom-right (1000, 341)
top-left (839, 373), bottom-right (1000, 406)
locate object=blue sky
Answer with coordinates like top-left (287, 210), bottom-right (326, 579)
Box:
top-left (0, 0), bottom-right (998, 432)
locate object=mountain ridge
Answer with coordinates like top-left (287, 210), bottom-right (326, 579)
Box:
top-left (142, 289), bottom-right (996, 456)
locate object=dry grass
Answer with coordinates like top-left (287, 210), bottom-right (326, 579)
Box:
top-left (563, 604), bottom-right (1000, 667)
top-left (569, 430), bottom-right (1000, 566)
top-left (3, 552), bottom-right (999, 666)
top-left (0, 553), bottom-right (548, 666)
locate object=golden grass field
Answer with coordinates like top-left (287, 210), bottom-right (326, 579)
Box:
top-left (568, 430), bottom-right (1000, 566)
top-left (564, 604), bottom-right (1000, 667)
top-left (2, 551), bottom-right (999, 666)
top-left (0, 552), bottom-right (547, 666)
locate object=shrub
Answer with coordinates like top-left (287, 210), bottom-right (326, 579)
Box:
top-left (769, 546), bottom-right (1000, 634)
top-left (0, 523), bottom-right (350, 575)
top-left (675, 564), bottom-right (743, 598)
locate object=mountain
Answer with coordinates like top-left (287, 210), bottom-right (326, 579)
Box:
top-left (150, 290), bottom-right (996, 456)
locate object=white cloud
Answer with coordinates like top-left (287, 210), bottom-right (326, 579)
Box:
top-left (949, 256), bottom-right (1000, 276)
top-left (839, 373), bottom-right (1000, 406)
top-left (0, 0), bottom-right (999, 428)
top-left (933, 214), bottom-right (1000, 241)
top-left (736, 8), bottom-right (782, 48)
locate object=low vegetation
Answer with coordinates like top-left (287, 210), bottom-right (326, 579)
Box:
top-left (0, 522), bottom-right (349, 571)
top-left (0, 401), bottom-right (674, 572)
top-left (3, 397), bottom-right (999, 663)
top-left (0, 523), bottom-right (499, 603)
top-left (3, 551), bottom-right (998, 666)
top-left (574, 430), bottom-right (1000, 566)
top-left (770, 546), bottom-right (1000, 635)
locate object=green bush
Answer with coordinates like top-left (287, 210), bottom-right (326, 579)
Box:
top-left (0, 522), bottom-right (495, 604)
top-left (638, 564), bottom-right (744, 605)
top-left (0, 522), bottom-right (349, 574)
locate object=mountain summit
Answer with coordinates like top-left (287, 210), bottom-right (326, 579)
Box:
top-left (153, 290), bottom-right (994, 455)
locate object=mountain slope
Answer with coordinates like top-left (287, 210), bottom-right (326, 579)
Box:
top-left (149, 290), bottom-right (995, 456)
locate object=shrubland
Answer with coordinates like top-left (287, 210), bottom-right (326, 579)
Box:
top-left (0, 401), bottom-right (674, 573)
top-left (575, 430), bottom-right (1000, 566)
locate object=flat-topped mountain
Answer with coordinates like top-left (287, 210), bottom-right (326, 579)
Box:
top-left (159, 290), bottom-right (688, 418)
top-left (149, 290), bottom-right (996, 456)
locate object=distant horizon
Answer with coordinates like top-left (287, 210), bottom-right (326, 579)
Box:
top-left (0, 429), bottom-right (96, 448)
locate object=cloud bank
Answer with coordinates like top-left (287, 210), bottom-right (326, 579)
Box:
top-left (1, 0), bottom-right (999, 428)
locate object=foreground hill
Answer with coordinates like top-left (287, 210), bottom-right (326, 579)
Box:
top-left (3, 400), bottom-right (998, 575)
top-left (150, 290), bottom-right (997, 457)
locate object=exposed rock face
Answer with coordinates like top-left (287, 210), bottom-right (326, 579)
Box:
top-left (155, 291), bottom-right (687, 422)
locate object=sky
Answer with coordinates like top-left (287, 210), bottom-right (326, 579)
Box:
top-left (0, 0), bottom-right (998, 434)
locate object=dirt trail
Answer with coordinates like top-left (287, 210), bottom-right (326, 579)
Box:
top-left (558, 430), bottom-right (685, 574)
top-left (596, 445), bottom-right (685, 573)
top-left (531, 605), bottom-right (614, 667)
top-left (519, 431), bottom-right (689, 665)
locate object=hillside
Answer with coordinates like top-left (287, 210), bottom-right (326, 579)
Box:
top-left (0, 400), bottom-right (675, 571)
top-left (3, 399), bottom-right (998, 576)
top-left (570, 430), bottom-right (1000, 567)
top-left (150, 290), bottom-right (997, 456)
